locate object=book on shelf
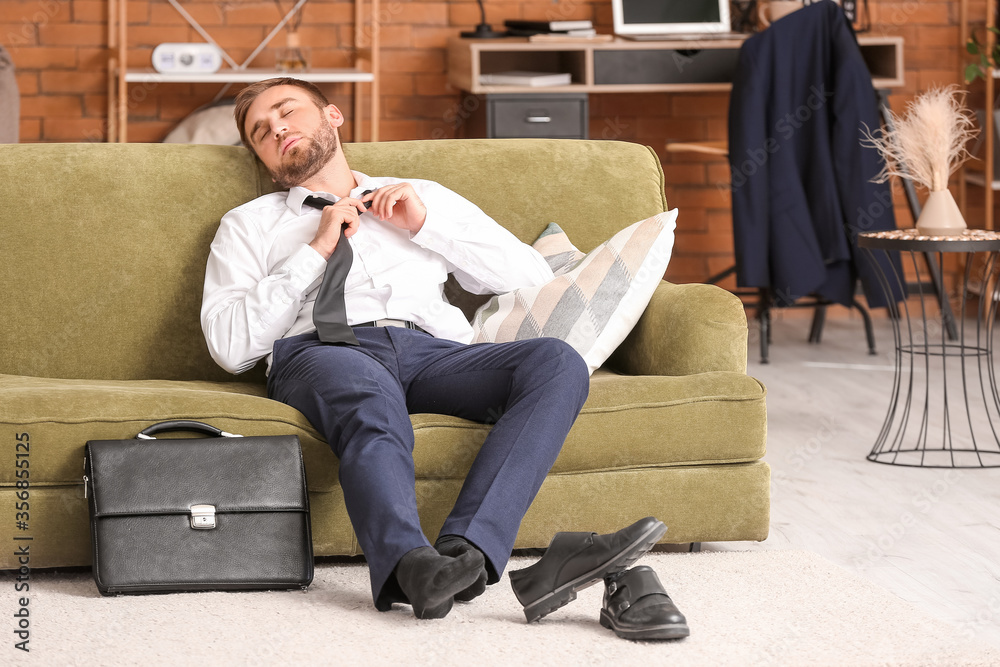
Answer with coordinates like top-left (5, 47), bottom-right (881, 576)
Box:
top-left (507, 27), bottom-right (599, 38)
top-left (527, 32), bottom-right (612, 43)
top-left (504, 19), bottom-right (593, 32)
top-left (478, 71), bottom-right (573, 87)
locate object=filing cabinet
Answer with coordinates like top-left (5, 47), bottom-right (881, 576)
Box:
top-left (458, 93), bottom-right (589, 139)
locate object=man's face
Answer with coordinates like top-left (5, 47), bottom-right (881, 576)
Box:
top-left (244, 85), bottom-right (339, 189)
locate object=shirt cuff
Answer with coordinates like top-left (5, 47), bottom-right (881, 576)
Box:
top-left (411, 208), bottom-right (450, 245)
top-left (283, 243), bottom-right (328, 293)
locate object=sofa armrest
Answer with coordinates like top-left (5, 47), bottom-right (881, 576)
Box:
top-left (608, 282), bottom-right (748, 376)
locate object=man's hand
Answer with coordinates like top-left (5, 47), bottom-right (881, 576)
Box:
top-left (367, 183), bottom-right (427, 234)
top-left (308, 197), bottom-right (367, 260)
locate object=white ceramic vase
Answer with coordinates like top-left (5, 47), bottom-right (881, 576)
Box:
top-left (915, 189), bottom-right (967, 236)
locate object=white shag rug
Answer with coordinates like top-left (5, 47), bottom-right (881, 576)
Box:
top-left (4, 549), bottom-right (997, 666)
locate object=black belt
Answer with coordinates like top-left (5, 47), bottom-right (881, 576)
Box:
top-left (352, 319), bottom-right (428, 334)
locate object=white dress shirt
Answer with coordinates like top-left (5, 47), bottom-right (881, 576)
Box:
top-left (201, 171), bottom-right (554, 374)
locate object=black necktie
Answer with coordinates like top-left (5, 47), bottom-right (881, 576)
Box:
top-left (304, 195), bottom-right (360, 346)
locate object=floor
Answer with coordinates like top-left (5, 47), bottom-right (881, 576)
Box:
top-left (701, 307), bottom-right (1000, 649)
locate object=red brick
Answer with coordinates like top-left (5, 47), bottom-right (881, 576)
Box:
top-left (224, 4), bottom-right (282, 26)
top-left (381, 48), bottom-right (444, 74)
top-left (121, 120), bottom-right (176, 143)
top-left (83, 93), bottom-right (109, 117)
top-left (125, 1), bottom-right (150, 24)
top-left (19, 117), bottom-right (41, 141)
top-left (1, 22), bottom-right (40, 47)
top-left (149, 3), bottom-right (223, 26)
top-left (392, 3), bottom-right (448, 26)
top-left (20, 94), bottom-right (82, 117)
top-left (78, 47), bottom-right (111, 68)
top-left (40, 69), bottom-right (106, 94)
top-left (9, 46), bottom-right (77, 68)
top-left (73, 1), bottom-right (109, 23)
top-left (374, 24), bottom-right (413, 48)
top-left (378, 119), bottom-right (421, 141)
top-left (40, 116), bottom-right (107, 141)
top-left (447, 4), bottom-right (481, 28)
top-left (37, 22), bottom-right (105, 46)
top-left (14, 71), bottom-right (38, 95)
top-left (671, 93), bottom-right (729, 117)
top-left (386, 72), bottom-right (417, 96)
top-left (675, 230), bottom-right (732, 254)
top-left (662, 163), bottom-right (707, 186)
top-left (668, 186), bottom-right (731, 209)
top-left (127, 25), bottom-right (194, 47)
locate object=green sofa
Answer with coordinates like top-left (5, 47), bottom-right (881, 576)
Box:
top-left (0, 139), bottom-right (769, 570)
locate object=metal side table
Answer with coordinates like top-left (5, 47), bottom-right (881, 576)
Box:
top-left (858, 229), bottom-right (1000, 467)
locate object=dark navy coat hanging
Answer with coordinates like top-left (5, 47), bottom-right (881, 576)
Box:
top-left (727, 1), bottom-right (903, 308)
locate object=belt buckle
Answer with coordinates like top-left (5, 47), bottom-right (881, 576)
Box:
top-left (376, 319), bottom-right (407, 328)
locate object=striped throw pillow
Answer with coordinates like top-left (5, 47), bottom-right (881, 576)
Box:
top-left (532, 223), bottom-right (587, 275)
top-left (471, 211), bottom-right (677, 374)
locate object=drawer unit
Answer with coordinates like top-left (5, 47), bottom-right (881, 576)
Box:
top-left (459, 93), bottom-right (588, 139)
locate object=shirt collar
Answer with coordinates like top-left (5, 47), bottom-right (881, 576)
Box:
top-left (285, 171), bottom-right (378, 215)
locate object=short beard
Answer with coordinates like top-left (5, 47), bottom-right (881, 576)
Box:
top-left (269, 121), bottom-right (339, 190)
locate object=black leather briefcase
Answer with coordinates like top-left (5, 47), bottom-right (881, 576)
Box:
top-left (83, 420), bottom-right (314, 596)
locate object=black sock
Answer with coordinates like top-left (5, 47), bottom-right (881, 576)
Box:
top-left (434, 536), bottom-right (488, 602)
top-left (394, 546), bottom-right (484, 619)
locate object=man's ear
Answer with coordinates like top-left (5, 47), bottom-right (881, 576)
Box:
top-left (324, 104), bottom-right (345, 129)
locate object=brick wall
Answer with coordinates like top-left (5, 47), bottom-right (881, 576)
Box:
top-left (1, 0), bottom-right (977, 286)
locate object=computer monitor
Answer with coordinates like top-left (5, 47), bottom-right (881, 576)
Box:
top-left (612, 0), bottom-right (732, 36)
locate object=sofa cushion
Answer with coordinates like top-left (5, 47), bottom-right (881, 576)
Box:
top-left (411, 369), bottom-right (766, 478)
top-left (0, 374), bottom-right (335, 491)
top-left (2, 368), bottom-right (765, 492)
top-left (471, 212), bottom-right (677, 374)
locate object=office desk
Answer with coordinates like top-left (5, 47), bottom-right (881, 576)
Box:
top-left (447, 35), bottom-right (903, 138)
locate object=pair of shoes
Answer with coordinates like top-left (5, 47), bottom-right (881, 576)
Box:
top-left (434, 535), bottom-right (488, 602)
top-left (394, 546), bottom-right (485, 619)
top-left (600, 566), bottom-right (689, 640)
top-left (508, 516), bottom-right (667, 623)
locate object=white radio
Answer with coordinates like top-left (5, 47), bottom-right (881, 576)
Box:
top-left (152, 43), bottom-right (223, 74)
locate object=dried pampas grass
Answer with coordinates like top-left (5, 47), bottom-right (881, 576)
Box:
top-left (863, 85), bottom-right (978, 192)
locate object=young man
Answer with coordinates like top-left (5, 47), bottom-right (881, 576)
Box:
top-left (201, 78), bottom-right (590, 619)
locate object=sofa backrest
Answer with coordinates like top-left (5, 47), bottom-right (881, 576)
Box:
top-left (0, 139), bottom-right (667, 382)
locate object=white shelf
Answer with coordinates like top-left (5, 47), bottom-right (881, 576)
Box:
top-left (964, 172), bottom-right (1000, 190)
top-left (124, 68), bottom-right (374, 84)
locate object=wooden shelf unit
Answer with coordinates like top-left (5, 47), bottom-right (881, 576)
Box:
top-left (960, 0), bottom-right (997, 230)
top-left (107, 0), bottom-right (380, 142)
top-left (448, 35), bottom-right (904, 96)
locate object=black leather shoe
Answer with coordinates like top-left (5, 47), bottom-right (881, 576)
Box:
top-left (508, 517), bottom-right (667, 623)
top-left (600, 566), bottom-right (689, 640)
top-left (434, 535), bottom-right (488, 602)
top-left (395, 546), bottom-right (485, 619)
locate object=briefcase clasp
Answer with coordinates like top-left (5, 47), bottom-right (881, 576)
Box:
top-left (190, 504), bottom-right (217, 529)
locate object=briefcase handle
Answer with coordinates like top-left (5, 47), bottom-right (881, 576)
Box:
top-left (136, 420), bottom-right (244, 440)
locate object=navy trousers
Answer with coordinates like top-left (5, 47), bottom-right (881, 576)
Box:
top-left (266, 327), bottom-right (589, 607)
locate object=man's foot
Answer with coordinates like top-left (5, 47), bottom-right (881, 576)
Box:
top-left (600, 566), bottom-right (689, 640)
top-left (394, 546), bottom-right (485, 619)
top-left (434, 535), bottom-right (488, 602)
top-left (508, 517), bottom-right (667, 622)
